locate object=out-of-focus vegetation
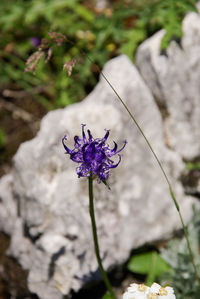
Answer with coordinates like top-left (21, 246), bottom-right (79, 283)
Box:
top-left (186, 162), bottom-right (200, 170)
top-left (124, 207), bottom-right (200, 299)
top-left (0, 128), bottom-right (6, 149)
top-left (127, 250), bottom-right (171, 286)
top-left (0, 0), bottom-right (198, 108)
top-left (160, 207), bottom-right (200, 299)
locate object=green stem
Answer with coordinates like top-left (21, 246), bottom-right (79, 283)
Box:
top-left (100, 70), bottom-right (200, 286)
top-left (88, 175), bottom-right (116, 299)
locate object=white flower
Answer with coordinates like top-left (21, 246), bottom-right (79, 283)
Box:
top-left (123, 283), bottom-right (149, 299)
top-left (122, 282), bottom-right (176, 299)
top-left (150, 283), bottom-right (176, 299)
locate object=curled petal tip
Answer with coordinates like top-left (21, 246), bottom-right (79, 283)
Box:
top-left (109, 154), bottom-right (121, 169)
top-left (81, 124), bottom-right (87, 142)
top-left (87, 129), bottom-right (93, 142)
top-left (109, 141), bottom-right (117, 155)
top-left (62, 135), bottom-right (72, 154)
top-left (112, 140), bottom-right (127, 155)
top-left (103, 129), bottom-right (110, 142)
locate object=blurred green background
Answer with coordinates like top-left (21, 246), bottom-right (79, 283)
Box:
top-left (0, 0), bottom-right (197, 175)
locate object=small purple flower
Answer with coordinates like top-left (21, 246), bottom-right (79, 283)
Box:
top-left (62, 124), bottom-right (127, 183)
top-left (30, 37), bottom-right (41, 47)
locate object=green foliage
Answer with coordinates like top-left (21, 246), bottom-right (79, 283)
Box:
top-left (120, 0), bottom-right (197, 56)
top-left (186, 162), bottom-right (200, 170)
top-left (102, 292), bottom-right (113, 299)
top-left (151, 0), bottom-right (197, 49)
top-left (161, 207), bottom-right (200, 298)
top-left (0, 128), bottom-right (6, 149)
top-left (128, 250), bottom-right (171, 286)
top-left (0, 0), bottom-right (198, 109)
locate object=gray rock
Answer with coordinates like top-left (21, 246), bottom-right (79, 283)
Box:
top-left (0, 174), bottom-right (17, 235)
top-left (135, 12), bottom-right (200, 160)
top-left (0, 55), bottom-right (197, 299)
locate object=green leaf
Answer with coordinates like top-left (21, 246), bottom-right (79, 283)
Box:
top-left (186, 162), bottom-right (200, 170)
top-left (128, 251), bottom-right (171, 286)
top-left (102, 179), bottom-right (111, 190)
top-left (0, 128), bottom-right (6, 148)
top-left (102, 292), bottom-right (113, 299)
top-left (120, 28), bottom-right (146, 59)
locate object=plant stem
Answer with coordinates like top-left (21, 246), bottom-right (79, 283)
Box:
top-left (99, 70), bottom-right (200, 286)
top-left (88, 175), bottom-right (116, 299)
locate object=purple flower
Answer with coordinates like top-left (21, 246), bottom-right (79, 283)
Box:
top-left (30, 37), bottom-right (41, 47)
top-left (62, 124), bottom-right (127, 183)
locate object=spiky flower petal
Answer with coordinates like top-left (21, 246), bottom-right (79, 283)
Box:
top-left (62, 124), bottom-right (127, 182)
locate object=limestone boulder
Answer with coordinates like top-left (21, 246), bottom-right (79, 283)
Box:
top-left (136, 12), bottom-right (200, 160)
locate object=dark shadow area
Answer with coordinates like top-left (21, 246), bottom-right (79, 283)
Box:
top-left (0, 232), bottom-right (39, 299)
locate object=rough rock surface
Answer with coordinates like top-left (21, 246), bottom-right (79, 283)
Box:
top-left (135, 12), bottom-right (200, 160)
top-left (1, 27), bottom-right (200, 297)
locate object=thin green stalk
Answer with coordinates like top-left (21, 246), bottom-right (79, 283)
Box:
top-left (88, 175), bottom-right (116, 299)
top-left (99, 70), bottom-right (200, 286)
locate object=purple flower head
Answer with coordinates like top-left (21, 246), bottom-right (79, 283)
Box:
top-left (30, 37), bottom-right (41, 47)
top-left (62, 124), bottom-right (127, 183)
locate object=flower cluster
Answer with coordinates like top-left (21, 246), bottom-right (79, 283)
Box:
top-left (123, 283), bottom-right (176, 299)
top-left (62, 124), bottom-right (127, 182)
